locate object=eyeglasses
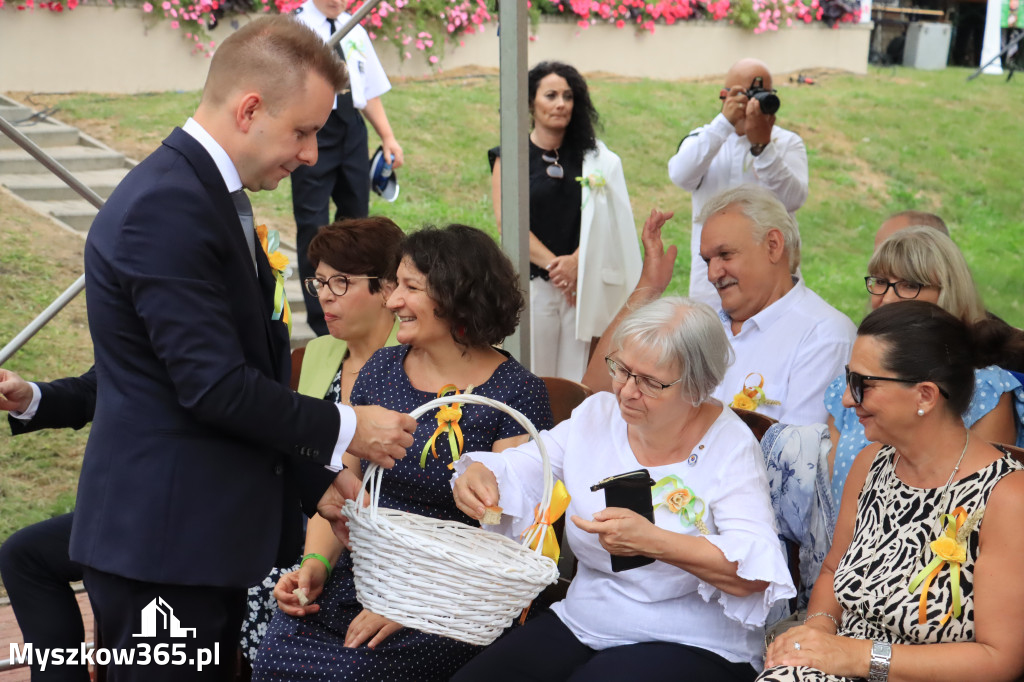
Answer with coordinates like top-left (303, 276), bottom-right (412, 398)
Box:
top-left (304, 274), bottom-right (378, 298)
top-left (844, 365), bottom-right (948, 404)
top-left (605, 356), bottom-right (683, 398)
top-left (864, 276), bottom-right (928, 300)
top-left (541, 148), bottom-right (563, 179)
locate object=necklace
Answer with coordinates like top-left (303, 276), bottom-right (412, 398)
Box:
top-left (541, 147), bottom-right (563, 179)
top-left (891, 429), bottom-right (970, 512)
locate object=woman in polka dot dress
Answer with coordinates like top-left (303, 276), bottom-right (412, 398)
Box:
top-left (251, 224), bottom-right (554, 681)
top-left (825, 227), bottom-right (1024, 511)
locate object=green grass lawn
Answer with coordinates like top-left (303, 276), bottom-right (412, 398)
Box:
top-left (41, 65), bottom-right (1024, 326)
top-left (2, 64), bottom-right (1023, 567)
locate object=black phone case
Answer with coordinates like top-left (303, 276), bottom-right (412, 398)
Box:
top-left (591, 469), bottom-right (656, 572)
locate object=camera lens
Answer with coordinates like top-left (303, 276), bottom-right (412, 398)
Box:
top-left (753, 91), bottom-right (780, 116)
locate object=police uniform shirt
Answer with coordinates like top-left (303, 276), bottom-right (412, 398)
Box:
top-left (293, 0), bottom-right (392, 110)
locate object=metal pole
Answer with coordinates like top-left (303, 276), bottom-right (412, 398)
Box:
top-left (0, 275), bottom-right (86, 366)
top-left (497, 0), bottom-right (531, 368)
top-left (968, 30), bottom-right (1024, 80)
top-left (0, 114), bottom-right (103, 365)
top-left (0, 115), bottom-right (105, 210)
top-left (327, 0), bottom-right (385, 49)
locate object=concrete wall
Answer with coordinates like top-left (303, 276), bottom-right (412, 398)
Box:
top-left (381, 19), bottom-right (872, 80)
top-left (0, 7), bottom-right (871, 93)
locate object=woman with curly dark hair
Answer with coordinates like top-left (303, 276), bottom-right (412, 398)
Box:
top-left (489, 61), bottom-right (641, 381)
top-left (253, 224), bottom-right (553, 682)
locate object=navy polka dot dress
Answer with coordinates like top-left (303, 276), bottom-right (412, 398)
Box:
top-left (252, 345), bottom-right (553, 681)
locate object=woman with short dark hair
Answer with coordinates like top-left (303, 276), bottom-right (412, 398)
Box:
top-left (253, 224), bottom-right (553, 682)
top-left (760, 301), bottom-right (1024, 682)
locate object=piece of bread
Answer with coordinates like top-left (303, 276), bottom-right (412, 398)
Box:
top-left (293, 588), bottom-right (309, 607)
top-left (481, 506), bottom-right (503, 525)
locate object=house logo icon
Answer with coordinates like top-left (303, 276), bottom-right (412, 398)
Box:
top-left (132, 597), bottom-right (197, 638)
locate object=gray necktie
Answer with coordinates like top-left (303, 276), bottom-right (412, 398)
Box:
top-left (230, 189), bottom-right (258, 271)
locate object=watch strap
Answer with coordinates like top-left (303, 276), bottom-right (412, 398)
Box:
top-left (868, 640), bottom-right (892, 682)
top-left (749, 141), bottom-right (768, 156)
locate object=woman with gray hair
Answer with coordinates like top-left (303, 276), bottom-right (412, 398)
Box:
top-left (450, 298), bottom-right (795, 682)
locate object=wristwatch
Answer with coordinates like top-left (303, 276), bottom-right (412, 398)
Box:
top-left (749, 141), bottom-right (769, 156)
top-left (868, 640), bottom-right (892, 682)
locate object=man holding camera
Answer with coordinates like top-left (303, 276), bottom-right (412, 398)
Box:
top-left (668, 58), bottom-right (808, 307)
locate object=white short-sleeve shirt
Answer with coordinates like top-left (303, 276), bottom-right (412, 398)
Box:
top-left (712, 278), bottom-right (856, 426)
top-left (293, 0), bottom-right (391, 110)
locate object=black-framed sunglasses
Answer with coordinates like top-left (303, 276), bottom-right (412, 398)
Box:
top-left (304, 274), bottom-right (378, 298)
top-left (864, 276), bottom-right (928, 300)
top-left (541, 149), bottom-right (563, 179)
top-left (605, 356), bottom-right (683, 398)
top-left (844, 364), bottom-right (949, 404)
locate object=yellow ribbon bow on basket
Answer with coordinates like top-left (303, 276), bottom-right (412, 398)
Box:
top-left (521, 480), bottom-right (571, 563)
top-left (908, 505), bottom-right (984, 626)
top-left (421, 384), bottom-right (471, 469)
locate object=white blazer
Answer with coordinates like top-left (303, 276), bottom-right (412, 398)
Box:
top-left (575, 140), bottom-right (642, 341)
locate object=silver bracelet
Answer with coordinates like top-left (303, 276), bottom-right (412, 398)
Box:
top-left (803, 611), bottom-right (840, 630)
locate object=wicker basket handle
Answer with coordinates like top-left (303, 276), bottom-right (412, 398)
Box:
top-left (359, 393), bottom-right (555, 555)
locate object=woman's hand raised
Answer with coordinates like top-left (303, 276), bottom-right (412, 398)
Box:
top-left (452, 462), bottom-right (500, 520)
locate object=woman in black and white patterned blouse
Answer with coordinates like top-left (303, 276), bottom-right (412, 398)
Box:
top-left (760, 301), bottom-right (1024, 682)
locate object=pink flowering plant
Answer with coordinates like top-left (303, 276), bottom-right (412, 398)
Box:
top-left (1, 0), bottom-right (858, 59)
top-left (535, 0), bottom-right (858, 33)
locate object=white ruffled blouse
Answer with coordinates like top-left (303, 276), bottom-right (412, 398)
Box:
top-left (452, 392), bottom-right (795, 668)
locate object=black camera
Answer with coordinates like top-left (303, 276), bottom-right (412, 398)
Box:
top-left (745, 76), bottom-right (780, 115)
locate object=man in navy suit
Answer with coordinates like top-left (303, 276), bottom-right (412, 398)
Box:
top-left (69, 17), bottom-right (415, 680)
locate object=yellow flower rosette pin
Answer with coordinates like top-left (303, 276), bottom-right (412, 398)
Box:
top-left (255, 224), bottom-right (291, 334)
top-left (421, 384), bottom-right (471, 469)
top-left (908, 506), bottom-right (983, 626)
top-left (730, 372), bottom-right (780, 411)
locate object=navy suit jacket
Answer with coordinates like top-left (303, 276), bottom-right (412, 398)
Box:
top-left (71, 128), bottom-right (340, 588)
top-left (8, 368), bottom-right (96, 436)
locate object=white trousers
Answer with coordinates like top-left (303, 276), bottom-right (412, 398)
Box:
top-left (529, 278), bottom-right (589, 382)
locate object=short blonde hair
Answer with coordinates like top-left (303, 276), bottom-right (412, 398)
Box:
top-left (697, 184), bottom-right (801, 273)
top-left (201, 16), bottom-right (347, 114)
top-left (869, 226), bottom-right (986, 323)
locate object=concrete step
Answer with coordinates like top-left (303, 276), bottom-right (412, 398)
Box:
top-left (284, 276), bottom-right (307, 316)
top-left (0, 167), bottom-right (128, 201)
top-left (0, 104), bottom-right (34, 122)
top-left (0, 145), bottom-right (128, 174)
top-left (290, 320), bottom-right (315, 350)
top-left (25, 199), bottom-right (99, 232)
top-left (0, 121), bottom-right (80, 150)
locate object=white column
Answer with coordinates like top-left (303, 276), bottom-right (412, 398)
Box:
top-left (980, 0), bottom-right (1005, 75)
top-left (860, 0), bottom-right (873, 24)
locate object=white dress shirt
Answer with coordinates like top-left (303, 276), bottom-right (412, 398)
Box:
top-left (711, 278), bottom-right (856, 426)
top-left (667, 113), bottom-right (809, 307)
top-left (293, 1), bottom-right (391, 110)
top-left (181, 117), bottom-right (356, 466)
top-left (453, 392), bottom-right (795, 668)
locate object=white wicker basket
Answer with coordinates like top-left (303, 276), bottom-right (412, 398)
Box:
top-left (343, 393), bottom-right (560, 646)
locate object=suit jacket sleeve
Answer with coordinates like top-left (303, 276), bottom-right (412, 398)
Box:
top-left (104, 170), bottom-right (341, 466)
top-left (8, 367), bottom-right (97, 435)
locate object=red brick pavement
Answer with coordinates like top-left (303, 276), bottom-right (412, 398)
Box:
top-left (0, 591), bottom-right (94, 681)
